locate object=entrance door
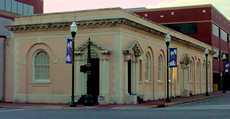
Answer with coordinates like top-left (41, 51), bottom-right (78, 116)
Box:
top-left (128, 60), bottom-right (132, 95)
top-left (89, 58), bottom-right (100, 96)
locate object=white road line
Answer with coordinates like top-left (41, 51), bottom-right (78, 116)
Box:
top-left (0, 109), bottom-right (25, 113)
top-left (161, 105), bottom-right (230, 110)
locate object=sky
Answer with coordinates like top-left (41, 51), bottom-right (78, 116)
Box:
top-left (44, 0), bottom-right (230, 20)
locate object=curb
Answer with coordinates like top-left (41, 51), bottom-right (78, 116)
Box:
top-left (0, 92), bottom-right (226, 110)
top-left (155, 92), bottom-right (226, 108)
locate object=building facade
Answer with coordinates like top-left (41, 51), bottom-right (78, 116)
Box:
top-left (0, 0), bottom-right (44, 37)
top-left (0, 0), bottom-right (43, 101)
top-left (5, 8), bottom-right (213, 104)
top-left (133, 4), bottom-right (230, 91)
top-left (15, 0), bottom-right (44, 14)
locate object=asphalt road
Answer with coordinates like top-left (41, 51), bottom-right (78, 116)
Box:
top-left (1, 93), bottom-right (230, 119)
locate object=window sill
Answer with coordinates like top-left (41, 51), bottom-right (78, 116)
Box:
top-left (32, 80), bottom-right (50, 84)
top-left (144, 80), bottom-right (152, 83)
top-left (157, 80), bottom-right (164, 83)
top-left (139, 81), bottom-right (144, 84)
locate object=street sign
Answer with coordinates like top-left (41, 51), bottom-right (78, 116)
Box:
top-left (169, 48), bottom-right (177, 68)
top-left (66, 38), bottom-right (73, 64)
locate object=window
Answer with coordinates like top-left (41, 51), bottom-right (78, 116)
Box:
top-left (33, 51), bottom-right (49, 82)
top-left (212, 24), bottom-right (219, 37)
top-left (17, 2), bottom-right (23, 15)
top-left (220, 29), bottom-right (227, 42)
top-left (165, 23), bottom-right (197, 35)
top-left (23, 4), bottom-right (29, 16)
top-left (12, 0), bottom-right (18, 14)
top-left (146, 52), bottom-right (151, 81)
top-left (22, 4), bottom-right (33, 16)
top-left (0, 0), bottom-right (5, 10)
top-left (27, 5), bottom-right (33, 16)
top-left (5, 0), bottom-right (12, 12)
top-left (158, 55), bottom-right (164, 80)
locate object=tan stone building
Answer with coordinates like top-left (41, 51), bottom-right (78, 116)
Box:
top-left (5, 8), bottom-right (213, 104)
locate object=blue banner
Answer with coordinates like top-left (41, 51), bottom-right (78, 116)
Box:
top-left (224, 62), bottom-right (230, 73)
top-left (66, 38), bottom-right (72, 64)
top-left (169, 48), bottom-right (177, 68)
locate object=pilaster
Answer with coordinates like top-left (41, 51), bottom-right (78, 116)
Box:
top-left (98, 56), bottom-right (110, 104)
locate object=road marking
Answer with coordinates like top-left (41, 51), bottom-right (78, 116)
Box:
top-left (159, 105), bottom-right (230, 110)
top-left (0, 109), bottom-right (25, 113)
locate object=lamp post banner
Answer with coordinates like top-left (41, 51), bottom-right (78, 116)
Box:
top-left (224, 62), bottom-right (230, 73)
top-left (66, 38), bottom-right (73, 64)
top-left (169, 48), bottom-right (177, 68)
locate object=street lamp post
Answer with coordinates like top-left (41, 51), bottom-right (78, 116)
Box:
top-left (70, 21), bottom-right (77, 107)
top-left (165, 33), bottom-right (171, 102)
top-left (205, 48), bottom-right (209, 96)
top-left (221, 54), bottom-right (227, 93)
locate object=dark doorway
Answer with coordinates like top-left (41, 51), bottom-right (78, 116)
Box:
top-left (78, 58), bottom-right (100, 106)
top-left (128, 60), bottom-right (132, 95)
top-left (88, 58), bottom-right (100, 96)
top-left (224, 73), bottom-right (230, 90)
top-left (213, 73), bottom-right (221, 91)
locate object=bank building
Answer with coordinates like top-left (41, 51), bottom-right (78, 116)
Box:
top-left (4, 8), bottom-right (213, 104)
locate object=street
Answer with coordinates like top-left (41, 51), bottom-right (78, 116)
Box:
top-left (0, 93), bottom-right (230, 119)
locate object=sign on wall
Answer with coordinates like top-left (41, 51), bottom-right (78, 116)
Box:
top-left (169, 48), bottom-right (177, 68)
top-left (66, 38), bottom-right (73, 64)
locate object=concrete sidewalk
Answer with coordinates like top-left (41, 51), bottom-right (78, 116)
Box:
top-left (163, 91), bottom-right (225, 107)
top-left (0, 91), bottom-right (226, 110)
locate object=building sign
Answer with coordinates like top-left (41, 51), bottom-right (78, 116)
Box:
top-left (66, 38), bottom-right (72, 64)
top-left (169, 48), bottom-right (177, 68)
top-left (224, 62), bottom-right (230, 73)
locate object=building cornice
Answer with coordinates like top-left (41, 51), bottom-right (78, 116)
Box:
top-left (8, 18), bottom-right (209, 51)
top-left (8, 18), bottom-right (125, 32)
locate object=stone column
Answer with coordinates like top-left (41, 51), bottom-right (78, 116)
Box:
top-left (98, 56), bottom-right (110, 104)
top-left (124, 59), bottom-right (129, 97)
top-left (76, 56), bottom-right (87, 100)
top-left (131, 60), bottom-right (136, 95)
top-left (193, 62), bottom-right (196, 95)
top-left (135, 58), bottom-right (140, 96)
top-left (182, 66), bottom-right (189, 97)
top-left (180, 68), bottom-right (184, 96)
top-left (123, 55), bottom-right (130, 103)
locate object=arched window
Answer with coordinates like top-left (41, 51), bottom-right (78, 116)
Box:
top-left (146, 52), bottom-right (151, 81)
top-left (33, 51), bottom-right (49, 82)
top-left (158, 54), bottom-right (164, 80)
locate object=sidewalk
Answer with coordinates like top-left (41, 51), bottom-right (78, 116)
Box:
top-left (0, 91), bottom-right (226, 110)
top-left (163, 91), bottom-right (225, 107)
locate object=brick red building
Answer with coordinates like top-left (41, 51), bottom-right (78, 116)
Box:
top-left (16, 0), bottom-right (44, 14)
top-left (132, 4), bottom-right (230, 91)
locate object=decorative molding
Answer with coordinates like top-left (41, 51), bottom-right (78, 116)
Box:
top-left (123, 40), bottom-right (144, 57)
top-left (76, 40), bottom-right (111, 56)
top-left (180, 54), bottom-right (192, 69)
top-left (9, 18), bottom-right (209, 51)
